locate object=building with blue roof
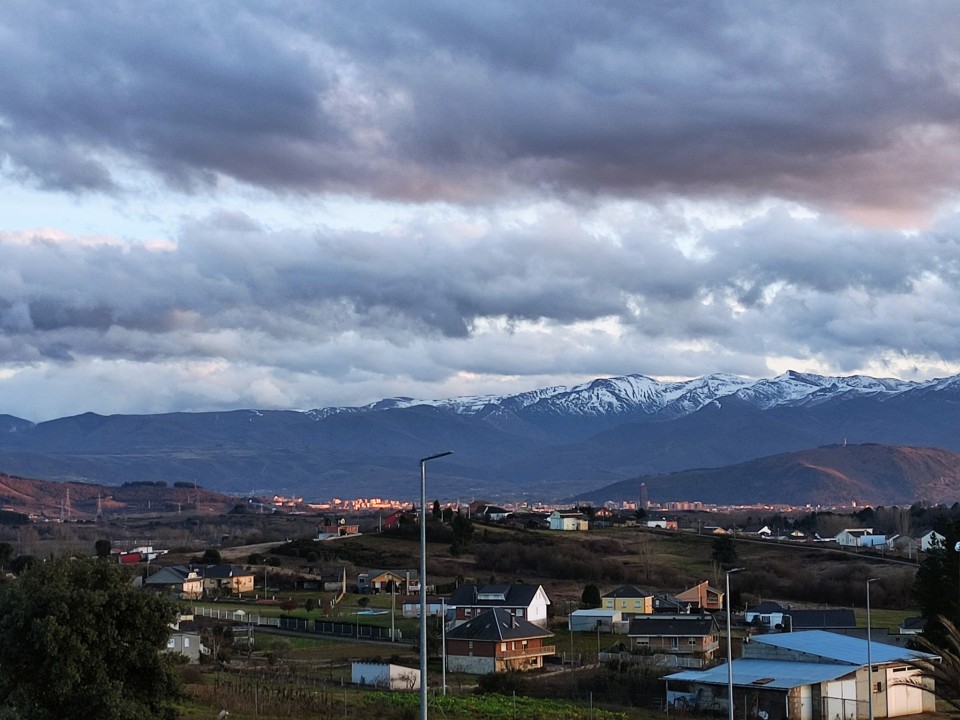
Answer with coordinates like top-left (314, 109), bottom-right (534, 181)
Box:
top-left (664, 630), bottom-right (937, 720)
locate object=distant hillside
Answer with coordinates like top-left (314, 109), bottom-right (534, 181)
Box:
top-left (4, 370), bottom-right (960, 502)
top-left (0, 473), bottom-right (239, 520)
top-left (574, 444), bottom-right (960, 506)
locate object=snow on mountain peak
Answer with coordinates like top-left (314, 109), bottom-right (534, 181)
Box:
top-left (305, 371), bottom-right (928, 421)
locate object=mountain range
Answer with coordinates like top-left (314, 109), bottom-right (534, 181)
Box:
top-left (2, 370), bottom-right (960, 504)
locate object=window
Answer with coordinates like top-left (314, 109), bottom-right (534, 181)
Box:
top-left (517, 609), bottom-right (524, 617)
top-left (501, 643), bottom-right (507, 651)
top-left (635, 600), bottom-right (642, 607)
top-left (184, 638), bottom-right (191, 648)
top-left (167, 639), bottom-right (175, 649)
top-left (688, 638), bottom-right (697, 645)
top-left (468, 641), bottom-right (473, 649)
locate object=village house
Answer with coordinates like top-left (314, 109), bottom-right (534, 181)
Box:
top-left (445, 608), bottom-right (555, 674)
top-left (449, 583), bottom-right (551, 627)
top-left (665, 630), bottom-right (937, 720)
top-left (400, 594), bottom-right (448, 618)
top-left (165, 613), bottom-right (201, 663)
top-left (602, 584), bottom-right (655, 615)
top-left (351, 661), bottom-right (420, 690)
top-left (143, 565), bottom-right (204, 600)
top-left (676, 580), bottom-right (724, 612)
top-left (315, 517), bottom-right (360, 539)
top-left (745, 603), bottom-right (857, 633)
top-left (198, 565), bottom-right (256, 596)
top-left (834, 528), bottom-right (874, 547)
top-left (358, 569), bottom-right (419, 594)
top-left (646, 518), bottom-right (679, 530)
top-left (568, 607), bottom-right (628, 633)
top-left (548, 509), bottom-right (590, 531)
top-left (627, 613), bottom-right (720, 667)
top-left (919, 530), bottom-right (945, 551)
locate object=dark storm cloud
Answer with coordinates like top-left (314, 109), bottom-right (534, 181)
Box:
top-left (2, 1), bottom-right (960, 213)
top-left (2, 207), bottom-right (959, 371)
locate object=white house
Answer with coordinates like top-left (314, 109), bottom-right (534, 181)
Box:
top-left (834, 528), bottom-right (874, 547)
top-left (449, 583), bottom-right (551, 627)
top-left (549, 510), bottom-right (589, 531)
top-left (920, 530), bottom-right (945, 551)
top-left (351, 662), bottom-right (420, 690)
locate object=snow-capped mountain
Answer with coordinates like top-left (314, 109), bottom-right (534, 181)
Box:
top-left (307, 369), bottom-right (923, 421)
top-left (4, 369), bottom-right (960, 503)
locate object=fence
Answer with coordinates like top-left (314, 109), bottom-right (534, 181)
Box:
top-left (192, 607), bottom-right (405, 642)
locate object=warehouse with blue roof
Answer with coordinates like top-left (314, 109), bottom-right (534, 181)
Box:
top-left (664, 630), bottom-right (937, 720)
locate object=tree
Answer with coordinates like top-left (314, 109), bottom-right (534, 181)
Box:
top-left (712, 535), bottom-right (738, 566)
top-left (201, 548), bottom-right (222, 565)
top-left (94, 538), bottom-right (112, 559)
top-left (905, 614), bottom-right (960, 712)
top-left (0, 542), bottom-right (12, 568)
top-left (913, 520), bottom-right (960, 646)
top-left (0, 556), bottom-right (181, 720)
top-left (8, 555), bottom-right (35, 575)
top-left (581, 583), bottom-right (601, 609)
top-left (432, 499), bottom-right (442, 521)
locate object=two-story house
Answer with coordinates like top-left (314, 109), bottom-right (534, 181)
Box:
top-left (628, 613), bottom-right (720, 665)
top-left (449, 583), bottom-right (551, 627)
top-left (445, 608), bottom-right (555, 674)
top-left (602, 584), bottom-right (654, 615)
top-left (676, 580), bottom-right (724, 612)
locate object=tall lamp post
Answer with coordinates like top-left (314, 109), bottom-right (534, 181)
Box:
top-left (419, 451), bottom-right (453, 720)
top-left (866, 577), bottom-right (879, 720)
top-left (726, 567), bottom-right (745, 720)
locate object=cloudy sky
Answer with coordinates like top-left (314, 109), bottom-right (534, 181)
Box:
top-left (3, 1), bottom-right (960, 422)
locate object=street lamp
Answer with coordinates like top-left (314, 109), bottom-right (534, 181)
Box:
top-left (419, 451), bottom-right (453, 720)
top-left (867, 577), bottom-right (879, 720)
top-left (726, 568), bottom-right (745, 720)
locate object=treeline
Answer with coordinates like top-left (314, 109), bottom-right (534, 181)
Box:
top-left (119, 480), bottom-right (202, 489)
top-left (744, 502), bottom-right (960, 538)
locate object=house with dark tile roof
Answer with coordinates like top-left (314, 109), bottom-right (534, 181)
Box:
top-left (627, 613), bottom-right (720, 662)
top-left (445, 608), bottom-right (555, 674)
top-left (602, 584), bottom-right (654, 614)
top-left (449, 583), bottom-right (551, 627)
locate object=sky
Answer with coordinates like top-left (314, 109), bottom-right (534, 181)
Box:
top-left (3, 1), bottom-right (960, 422)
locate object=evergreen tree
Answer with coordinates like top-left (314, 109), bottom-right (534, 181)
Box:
top-left (711, 535), bottom-right (738, 566)
top-left (914, 520), bottom-right (960, 646)
top-left (0, 557), bottom-right (181, 720)
top-left (581, 583), bottom-right (602, 609)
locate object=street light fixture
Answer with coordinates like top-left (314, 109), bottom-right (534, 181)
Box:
top-left (726, 567), bottom-right (745, 720)
top-left (419, 451), bottom-right (453, 720)
top-left (867, 577), bottom-right (880, 720)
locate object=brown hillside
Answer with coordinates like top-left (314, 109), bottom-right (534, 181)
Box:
top-left (630, 444), bottom-right (960, 505)
top-left (0, 472), bottom-right (238, 519)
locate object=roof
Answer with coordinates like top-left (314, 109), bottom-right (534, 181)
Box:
top-left (747, 601), bottom-right (787, 614)
top-left (900, 617), bottom-right (927, 631)
top-left (200, 564), bottom-right (254, 579)
top-left (449, 583), bottom-right (547, 608)
top-left (144, 565), bottom-right (197, 585)
top-left (628, 614), bottom-right (717, 637)
top-left (603, 584), bottom-right (653, 599)
top-left (750, 630), bottom-right (932, 664)
top-left (666, 658), bottom-right (857, 691)
top-left (446, 608), bottom-right (554, 642)
top-left (786, 609), bottom-right (856, 629)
